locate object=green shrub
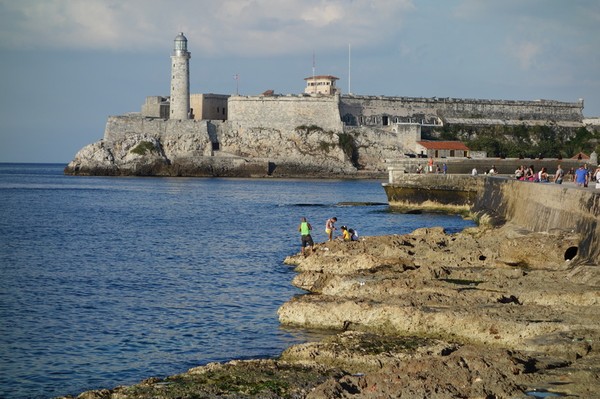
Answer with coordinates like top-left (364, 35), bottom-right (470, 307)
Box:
top-left (338, 133), bottom-right (359, 167)
top-left (130, 141), bottom-right (155, 155)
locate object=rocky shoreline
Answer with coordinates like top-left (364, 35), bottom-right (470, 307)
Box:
top-left (58, 217), bottom-right (599, 399)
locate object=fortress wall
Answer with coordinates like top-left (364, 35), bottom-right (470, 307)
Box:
top-left (340, 96), bottom-right (438, 123)
top-left (104, 115), bottom-right (210, 142)
top-left (340, 96), bottom-right (583, 123)
top-left (228, 95), bottom-right (344, 131)
top-left (439, 99), bottom-right (583, 121)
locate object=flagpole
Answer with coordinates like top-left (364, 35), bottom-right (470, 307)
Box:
top-left (348, 43), bottom-right (351, 95)
top-left (312, 50), bottom-right (315, 94)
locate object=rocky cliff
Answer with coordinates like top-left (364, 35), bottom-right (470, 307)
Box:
top-left (64, 110), bottom-right (405, 178)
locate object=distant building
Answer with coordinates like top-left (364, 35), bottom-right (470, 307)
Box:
top-left (392, 123), bottom-right (470, 158)
top-left (304, 75), bottom-right (340, 95)
top-left (416, 141), bottom-right (470, 158)
top-left (571, 152), bottom-right (590, 160)
top-left (190, 94), bottom-right (229, 120)
top-left (141, 96), bottom-right (169, 119)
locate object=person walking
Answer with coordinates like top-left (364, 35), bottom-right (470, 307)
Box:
top-left (574, 164), bottom-right (588, 187)
top-left (298, 217), bottom-right (314, 256)
top-left (325, 217), bottom-right (337, 241)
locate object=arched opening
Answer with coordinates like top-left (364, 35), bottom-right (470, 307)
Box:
top-left (564, 246), bottom-right (578, 261)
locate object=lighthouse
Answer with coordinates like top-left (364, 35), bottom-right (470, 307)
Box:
top-left (170, 32), bottom-right (191, 120)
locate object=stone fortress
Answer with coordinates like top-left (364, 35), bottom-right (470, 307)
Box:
top-left (65, 33), bottom-right (597, 177)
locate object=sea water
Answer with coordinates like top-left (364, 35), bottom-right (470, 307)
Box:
top-left (0, 163), bottom-right (475, 399)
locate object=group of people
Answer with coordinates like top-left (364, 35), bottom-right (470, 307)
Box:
top-left (571, 164), bottom-right (600, 187)
top-left (514, 165), bottom-right (552, 183)
top-left (416, 158), bottom-right (447, 174)
top-left (514, 163), bottom-right (600, 187)
top-left (471, 165), bottom-right (499, 176)
top-left (298, 216), bottom-right (358, 255)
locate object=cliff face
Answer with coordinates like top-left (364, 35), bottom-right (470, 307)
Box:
top-left (64, 113), bottom-right (405, 177)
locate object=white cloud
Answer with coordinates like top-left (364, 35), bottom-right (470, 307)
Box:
top-left (0, 0), bottom-right (415, 55)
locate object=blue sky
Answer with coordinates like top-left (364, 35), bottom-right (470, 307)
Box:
top-left (1, 0), bottom-right (599, 163)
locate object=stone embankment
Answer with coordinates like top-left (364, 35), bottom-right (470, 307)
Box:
top-left (59, 178), bottom-right (599, 399)
top-left (384, 173), bottom-right (599, 264)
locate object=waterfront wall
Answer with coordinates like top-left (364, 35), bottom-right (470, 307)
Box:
top-left (383, 174), bottom-right (484, 212)
top-left (473, 177), bottom-right (600, 265)
top-left (386, 157), bottom-right (596, 176)
top-left (384, 173), bottom-right (600, 265)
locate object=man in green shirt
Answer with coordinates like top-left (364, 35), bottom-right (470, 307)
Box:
top-left (298, 217), bottom-right (314, 256)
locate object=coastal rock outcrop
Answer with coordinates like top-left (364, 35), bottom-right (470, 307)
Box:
top-left (64, 114), bottom-right (408, 177)
top-left (275, 225), bottom-right (599, 397)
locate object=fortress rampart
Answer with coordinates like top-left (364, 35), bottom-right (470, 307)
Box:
top-left (339, 95), bottom-right (584, 126)
top-left (104, 115), bottom-right (211, 143)
top-left (227, 94), bottom-right (344, 131)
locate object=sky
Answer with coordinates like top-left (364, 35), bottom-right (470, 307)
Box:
top-left (0, 0), bottom-right (599, 163)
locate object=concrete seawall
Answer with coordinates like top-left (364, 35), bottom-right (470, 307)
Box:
top-left (383, 174), bottom-right (484, 212)
top-left (473, 177), bottom-right (599, 265)
top-left (384, 174), bottom-right (599, 265)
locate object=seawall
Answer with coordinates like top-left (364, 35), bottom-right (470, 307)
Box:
top-left (473, 177), bottom-right (600, 265)
top-left (384, 174), bottom-right (600, 265)
top-left (385, 157), bottom-right (594, 176)
top-left (383, 174), bottom-right (484, 213)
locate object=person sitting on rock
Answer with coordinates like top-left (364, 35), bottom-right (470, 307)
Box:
top-left (340, 226), bottom-right (351, 241)
top-left (348, 228), bottom-right (359, 241)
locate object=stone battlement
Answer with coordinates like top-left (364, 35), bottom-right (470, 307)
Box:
top-left (340, 95), bottom-right (583, 126)
top-left (227, 94), bottom-right (344, 132)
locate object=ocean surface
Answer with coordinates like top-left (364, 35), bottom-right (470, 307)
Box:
top-left (0, 163), bottom-right (475, 399)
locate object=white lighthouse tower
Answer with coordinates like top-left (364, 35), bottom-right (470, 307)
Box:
top-left (170, 32), bottom-right (191, 120)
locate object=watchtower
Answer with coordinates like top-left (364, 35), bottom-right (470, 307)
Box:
top-left (170, 32), bottom-right (191, 120)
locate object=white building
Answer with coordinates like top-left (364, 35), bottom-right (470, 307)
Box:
top-left (304, 75), bottom-right (340, 95)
